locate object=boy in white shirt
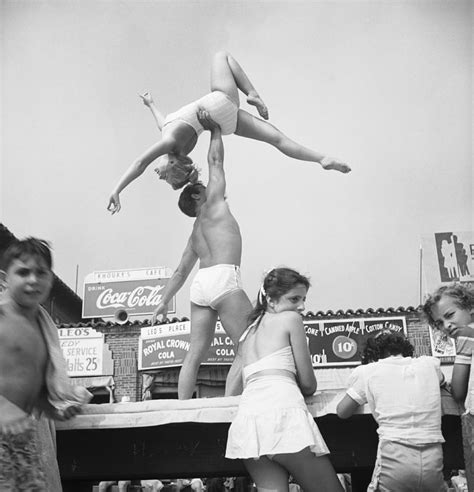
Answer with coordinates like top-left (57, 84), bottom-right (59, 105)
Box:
top-left (337, 330), bottom-right (446, 492)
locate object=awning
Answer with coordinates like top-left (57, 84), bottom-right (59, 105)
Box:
top-left (147, 366), bottom-right (228, 387)
top-left (141, 367), bottom-right (229, 400)
top-left (70, 375), bottom-right (115, 390)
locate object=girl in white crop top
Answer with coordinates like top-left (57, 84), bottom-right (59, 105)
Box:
top-left (226, 267), bottom-right (343, 492)
top-left (107, 52), bottom-right (350, 214)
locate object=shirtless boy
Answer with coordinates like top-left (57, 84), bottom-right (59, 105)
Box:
top-left (0, 238), bottom-right (90, 490)
top-left (152, 110), bottom-right (252, 399)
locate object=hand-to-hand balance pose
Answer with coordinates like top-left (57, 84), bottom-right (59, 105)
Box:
top-left (226, 268), bottom-right (343, 492)
top-left (150, 111), bottom-right (252, 399)
top-left (107, 51), bottom-right (350, 213)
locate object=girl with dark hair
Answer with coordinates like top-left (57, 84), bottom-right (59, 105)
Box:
top-left (337, 331), bottom-right (447, 491)
top-left (107, 51), bottom-right (350, 214)
top-left (360, 329), bottom-right (414, 365)
top-left (226, 267), bottom-right (343, 492)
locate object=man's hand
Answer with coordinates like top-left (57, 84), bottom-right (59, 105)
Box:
top-left (197, 109), bottom-right (221, 132)
top-left (151, 302), bottom-right (169, 325)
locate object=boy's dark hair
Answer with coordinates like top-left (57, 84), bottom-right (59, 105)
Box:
top-left (3, 237), bottom-right (53, 271)
top-left (248, 267), bottom-right (311, 326)
top-left (422, 283), bottom-right (474, 328)
top-left (361, 330), bottom-right (414, 364)
top-left (178, 183), bottom-right (204, 217)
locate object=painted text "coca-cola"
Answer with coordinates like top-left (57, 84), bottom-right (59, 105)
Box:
top-left (96, 286), bottom-right (165, 309)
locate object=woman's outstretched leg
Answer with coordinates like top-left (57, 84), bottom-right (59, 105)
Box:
top-left (210, 51), bottom-right (269, 120)
top-left (235, 109), bottom-right (350, 173)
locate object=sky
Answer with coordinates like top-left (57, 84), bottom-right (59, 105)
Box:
top-left (1, 0), bottom-right (472, 318)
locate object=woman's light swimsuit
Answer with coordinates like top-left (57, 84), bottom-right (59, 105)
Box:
top-left (162, 91), bottom-right (238, 137)
top-left (225, 320), bottom-right (330, 460)
top-left (242, 345), bottom-right (296, 382)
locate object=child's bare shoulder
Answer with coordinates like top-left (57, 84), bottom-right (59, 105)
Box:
top-left (277, 310), bottom-right (302, 320)
top-left (0, 303), bottom-right (16, 320)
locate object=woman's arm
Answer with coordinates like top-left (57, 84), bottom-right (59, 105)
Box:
top-left (140, 92), bottom-right (166, 131)
top-left (107, 137), bottom-right (175, 214)
top-left (287, 313), bottom-right (317, 396)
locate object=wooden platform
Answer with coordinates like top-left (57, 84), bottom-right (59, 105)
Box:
top-left (57, 391), bottom-right (463, 492)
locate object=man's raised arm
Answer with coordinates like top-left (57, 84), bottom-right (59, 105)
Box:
top-left (196, 110), bottom-right (225, 202)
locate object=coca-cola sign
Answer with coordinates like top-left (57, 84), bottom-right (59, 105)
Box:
top-left (83, 276), bottom-right (175, 319)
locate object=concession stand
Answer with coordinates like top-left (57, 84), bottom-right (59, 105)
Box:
top-left (56, 307), bottom-right (463, 492)
top-left (0, 227), bottom-right (467, 492)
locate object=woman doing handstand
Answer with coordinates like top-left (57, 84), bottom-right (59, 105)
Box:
top-left (108, 52), bottom-right (350, 213)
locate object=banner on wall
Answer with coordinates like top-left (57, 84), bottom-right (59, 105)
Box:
top-left (304, 316), bottom-right (407, 367)
top-left (421, 231), bottom-right (474, 293)
top-left (139, 316), bottom-right (408, 370)
top-left (82, 267), bottom-right (175, 319)
top-left (138, 321), bottom-right (235, 370)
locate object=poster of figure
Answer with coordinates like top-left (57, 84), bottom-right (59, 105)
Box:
top-left (422, 231), bottom-right (474, 293)
top-left (428, 326), bottom-right (456, 358)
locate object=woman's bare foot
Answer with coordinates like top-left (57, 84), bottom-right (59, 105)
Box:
top-left (247, 93), bottom-right (269, 120)
top-left (140, 92), bottom-right (154, 107)
top-left (321, 156), bottom-right (351, 174)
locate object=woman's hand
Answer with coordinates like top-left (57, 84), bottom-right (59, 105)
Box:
top-left (107, 192), bottom-right (121, 214)
top-left (140, 92), bottom-right (154, 107)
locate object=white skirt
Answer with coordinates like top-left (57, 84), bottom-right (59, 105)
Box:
top-left (226, 375), bottom-right (329, 459)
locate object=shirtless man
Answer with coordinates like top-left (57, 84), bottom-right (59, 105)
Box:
top-left (0, 238), bottom-right (90, 490)
top-left (152, 110), bottom-right (252, 399)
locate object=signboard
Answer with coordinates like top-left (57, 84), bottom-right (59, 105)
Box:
top-left (421, 231), bottom-right (474, 293)
top-left (83, 267), bottom-right (175, 319)
top-left (59, 327), bottom-right (113, 376)
top-left (138, 321), bottom-right (235, 370)
top-left (304, 316), bottom-right (407, 367)
top-left (139, 316), bottom-right (407, 370)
